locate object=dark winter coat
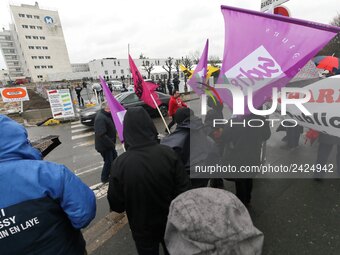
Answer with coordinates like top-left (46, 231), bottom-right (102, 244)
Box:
top-left (161, 108), bottom-right (220, 181)
top-left (107, 107), bottom-right (190, 243)
top-left (319, 133), bottom-right (340, 145)
top-left (221, 114), bottom-right (271, 167)
top-left (94, 109), bottom-right (117, 152)
top-left (0, 115), bottom-right (96, 255)
top-left (75, 86), bottom-right (82, 96)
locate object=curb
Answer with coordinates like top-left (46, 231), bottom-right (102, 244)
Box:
top-left (83, 212), bottom-right (128, 254)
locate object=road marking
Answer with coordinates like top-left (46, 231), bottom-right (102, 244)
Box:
top-left (72, 132), bottom-right (95, 140)
top-left (71, 124), bottom-right (84, 128)
top-left (71, 127), bottom-right (91, 133)
top-left (71, 120), bottom-right (81, 125)
top-left (75, 165), bottom-right (102, 176)
top-left (73, 140), bottom-right (95, 149)
top-left (90, 182), bottom-right (109, 200)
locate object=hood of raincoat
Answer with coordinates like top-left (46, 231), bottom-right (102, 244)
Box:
top-left (0, 115), bottom-right (41, 162)
top-left (123, 107), bottom-right (159, 149)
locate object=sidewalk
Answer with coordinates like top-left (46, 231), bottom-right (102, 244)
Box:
top-left (87, 120), bottom-right (340, 255)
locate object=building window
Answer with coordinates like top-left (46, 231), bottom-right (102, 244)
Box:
top-left (25, 35), bottom-right (31, 39)
top-left (32, 56), bottom-right (37, 59)
top-left (42, 46), bottom-right (48, 50)
top-left (41, 65), bottom-right (47, 69)
top-left (4, 36), bottom-right (11, 40)
top-left (104, 70), bottom-right (108, 75)
top-left (45, 56), bottom-right (51, 59)
top-left (33, 36), bottom-right (38, 39)
top-left (13, 61), bottom-right (19, 65)
top-left (34, 15), bottom-right (40, 19)
top-left (48, 65), bottom-right (53, 69)
top-left (114, 61), bottom-right (116, 66)
top-left (118, 61), bottom-right (120, 66)
top-left (39, 36), bottom-right (45, 40)
top-left (19, 14), bottom-right (25, 17)
top-left (121, 69), bottom-right (124, 74)
top-left (15, 68), bottom-right (21, 72)
top-left (37, 26), bottom-right (43, 30)
top-left (26, 15), bottom-right (32, 18)
top-left (34, 66), bottom-right (40, 69)
top-left (37, 75), bottom-right (43, 78)
top-left (39, 56), bottom-right (44, 59)
top-left (29, 25), bottom-right (36, 29)
top-left (113, 70), bottom-right (116, 74)
top-left (28, 46), bottom-right (34, 49)
top-left (22, 25), bottom-right (28, 29)
top-left (36, 46), bottom-right (42, 49)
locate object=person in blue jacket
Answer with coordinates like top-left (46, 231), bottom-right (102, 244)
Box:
top-left (0, 115), bottom-right (96, 255)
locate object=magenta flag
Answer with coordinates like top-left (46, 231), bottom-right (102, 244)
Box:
top-left (188, 39), bottom-right (209, 95)
top-left (128, 55), bottom-right (161, 109)
top-left (216, 5), bottom-right (340, 111)
top-left (99, 77), bottom-right (126, 143)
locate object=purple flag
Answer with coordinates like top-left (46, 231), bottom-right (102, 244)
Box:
top-left (216, 5), bottom-right (340, 111)
top-left (188, 39), bottom-right (209, 95)
top-left (99, 77), bottom-right (126, 143)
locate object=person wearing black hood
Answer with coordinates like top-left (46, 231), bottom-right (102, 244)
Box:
top-left (94, 102), bottom-right (117, 183)
top-left (107, 107), bottom-right (190, 255)
top-left (161, 107), bottom-right (220, 189)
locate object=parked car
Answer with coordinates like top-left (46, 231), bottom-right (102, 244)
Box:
top-left (80, 91), bottom-right (170, 126)
top-left (109, 80), bottom-right (123, 91)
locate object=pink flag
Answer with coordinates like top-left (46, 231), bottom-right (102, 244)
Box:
top-left (99, 77), bottom-right (126, 143)
top-left (216, 5), bottom-right (340, 111)
top-left (128, 55), bottom-right (161, 109)
top-left (188, 39), bottom-right (209, 95)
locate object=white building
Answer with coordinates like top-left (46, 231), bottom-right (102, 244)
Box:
top-left (71, 63), bottom-right (90, 73)
top-left (88, 58), bottom-right (172, 81)
top-left (0, 2), bottom-right (72, 82)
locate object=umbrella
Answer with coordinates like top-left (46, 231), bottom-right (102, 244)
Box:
top-left (315, 56), bottom-right (340, 73)
top-left (31, 135), bottom-right (61, 158)
top-left (312, 55), bottom-right (327, 65)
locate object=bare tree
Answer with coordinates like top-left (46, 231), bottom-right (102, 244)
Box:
top-left (318, 14), bottom-right (340, 57)
top-left (181, 56), bottom-right (193, 93)
top-left (142, 62), bottom-right (154, 79)
top-left (189, 50), bottom-right (200, 64)
top-left (162, 57), bottom-right (174, 85)
top-left (208, 55), bottom-right (222, 67)
top-left (139, 53), bottom-right (147, 59)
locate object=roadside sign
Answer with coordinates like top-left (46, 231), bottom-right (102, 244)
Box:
top-left (0, 87), bottom-right (29, 102)
top-left (261, 0), bottom-right (289, 12)
top-left (47, 89), bottom-right (75, 119)
top-left (274, 6), bottom-right (290, 17)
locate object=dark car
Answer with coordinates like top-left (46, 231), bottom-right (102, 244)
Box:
top-left (80, 91), bottom-right (170, 126)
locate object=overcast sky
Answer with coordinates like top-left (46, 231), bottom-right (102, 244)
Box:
top-left (0, 0), bottom-right (339, 69)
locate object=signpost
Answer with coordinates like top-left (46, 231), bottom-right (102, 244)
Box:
top-left (274, 6), bottom-right (290, 17)
top-left (0, 87), bottom-right (30, 113)
top-left (47, 89), bottom-right (75, 119)
top-left (261, 0), bottom-right (289, 12)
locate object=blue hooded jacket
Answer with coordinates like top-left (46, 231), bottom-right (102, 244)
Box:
top-left (0, 115), bottom-right (96, 255)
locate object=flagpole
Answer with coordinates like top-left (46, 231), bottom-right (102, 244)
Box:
top-left (149, 93), bottom-right (171, 134)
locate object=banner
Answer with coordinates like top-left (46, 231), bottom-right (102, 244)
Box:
top-left (128, 55), bottom-right (161, 108)
top-left (188, 39), bottom-right (209, 95)
top-left (285, 75), bottom-right (340, 137)
top-left (99, 77), bottom-right (126, 143)
top-left (216, 5), bottom-right (340, 112)
top-left (47, 89), bottom-right (75, 118)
